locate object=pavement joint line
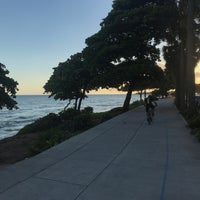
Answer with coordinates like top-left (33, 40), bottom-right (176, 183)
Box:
top-left (159, 128), bottom-right (169, 200)
top-left (33, 176), bottom-right (87, 188)
top-left (74, 118), bottom-right (146, 200)
top-left (0, 125), bottom-right (115, 194)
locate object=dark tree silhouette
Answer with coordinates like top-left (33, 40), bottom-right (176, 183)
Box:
top-left (44, 53), bottom-right (91, 111)
top-left (0, 63), bottom-right (18, 110)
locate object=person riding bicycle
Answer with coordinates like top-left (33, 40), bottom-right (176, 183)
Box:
top-left (144, 95), bottom-right (158, 116)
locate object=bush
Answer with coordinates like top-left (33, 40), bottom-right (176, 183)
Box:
top-left (59, 108), bottom-right (79, 120)
top-left (18, 113), bottom-right (61, 134)
top-left (28, 113), bottom-right (93, 156)
top-left (81, 106), bottom-right (93, 114)
top-left (109, 107), bottom-right (124, 114)
top-left (29, 129), bottom-right (71, 156)
top-left (73, 113), bottom-right (92, 131)
top-left (101, 112), bottom-right (114, 122)
top-left (188, 115), bottom-right (200, 129)
top-left (196, 130), bottom-right (200, 142)
top-left (182, 109), bottom-right (198, 121)
top-left (129, 100), bottom-right (144, 109)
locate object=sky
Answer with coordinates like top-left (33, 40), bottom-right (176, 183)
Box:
top-left (195, 61), bottom-right (200, 84)
top-left (0, 0), bottom-right (113, 94)
top-left (1, 1), bottom-right (199, 95)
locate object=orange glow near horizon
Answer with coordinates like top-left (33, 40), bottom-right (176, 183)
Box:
top-left (195, 61), bottom-right (200, 84)
top-left (88, 88), bottom-right (127, 95)
top-left (16, 60), bottom-right (200, 95)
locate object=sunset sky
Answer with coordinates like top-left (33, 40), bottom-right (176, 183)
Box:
top-left (1, 1), bottom-right (199, 95)
top-left (195, 61), bottom-right (200, 84)
top-left (0, 0), bottom-right (113, 94)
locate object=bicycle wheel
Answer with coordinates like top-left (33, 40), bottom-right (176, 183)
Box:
top-left (147, 110), bottom-right (152, 124)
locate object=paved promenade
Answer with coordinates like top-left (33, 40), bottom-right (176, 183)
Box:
top-left (0, 98), bottom-right (200, 200)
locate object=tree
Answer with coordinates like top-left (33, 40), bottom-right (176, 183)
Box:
top-left (44, 53), bottom-right (91, 111)
top-left (163, 0), bottom-right (200, 111)
top-left (85, 0), bottom-right (168, 111)
top-left (0, 63), bottom-right (18, 110)
top-left (152, 68), bottom-right (175, 98)
top-left (185, 0), bottom-right (197, 111)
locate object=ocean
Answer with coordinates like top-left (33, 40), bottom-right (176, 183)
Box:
top-left (0, 94), bottom-right (140, 140)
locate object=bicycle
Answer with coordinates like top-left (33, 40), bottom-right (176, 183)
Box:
top-left (146, 107), bottom-right (154, 125)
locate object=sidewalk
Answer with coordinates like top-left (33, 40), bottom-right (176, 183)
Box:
top-left (0, 98), bottom-right (200, 200)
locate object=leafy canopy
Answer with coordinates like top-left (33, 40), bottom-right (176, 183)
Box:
top-left (44, 53), bottom-right (91, 110)
top-left (0, 63), bottom-right (18, 110)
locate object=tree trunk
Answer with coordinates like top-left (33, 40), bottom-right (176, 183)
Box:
top-left (176, 4), bottom-right (187, 111)
top-left (77, 87), bottom-right (87, 112)
top-left (177, 41), bottom-right (186, 111)
top-left (74, 98), bottom-right (78, 110)
top-left (144, 90), bottom-right (147, 99)
top-left (139, 90), bottom-right (143, 101)
top-left (64, 100), bottom-right (71, 111)
top-left (186, 0), bottom-right (196, 112)
top-left (123, 81), bottom-right (134, 111)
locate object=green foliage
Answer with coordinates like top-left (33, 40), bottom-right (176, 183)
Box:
top-left (190, 127), bottom-right (200, 142)
top-left (100, 112), bottom-right (115, 122)
top-left (182, 110), bottom-right (200, 143)
top-left (152, 89), bottom-right (168, 98)
top-left (100, 107), bottom-right (124, 122)
top-left (59, 107), bottom-right (94, 131)
top-left (26, 112), bottom-right (96, 155)
top-left (59, 108), bottom-right (79, 120)
top-left (188, 115), bottom-right (200, 129)
top-left (99, 101), bottom-right (143, 122)
top-left (152, 68), bottom-right (175, 98)
top-left (129, 100), bottom-right (144, 109)
top-left (29, 129), bottom-right (72, 156)
top-left (18, 113), bottom-right (61, 134)
top-left (163, 0), bottom-right (200, 111)
top-left (84, 0), bottom-right (168, 110)
top-left (73, 113), bottom-right (92, 131)
top-left (44, 53), bottom-right (90, 111)
top-left (196, 131), bottom-right (200, 142)
top-left (81, 106), bottom-right (93, 114)
top-left (0, 63), bottom-right (18, 110)
top-left (62, 113), bottom-right (93, 132)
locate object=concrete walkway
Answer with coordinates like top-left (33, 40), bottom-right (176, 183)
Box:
top-left (0, 99), bottom-right (200, 200)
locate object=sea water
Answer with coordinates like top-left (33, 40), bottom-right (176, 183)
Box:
top-left (0, 94), bottom-right (140, 140)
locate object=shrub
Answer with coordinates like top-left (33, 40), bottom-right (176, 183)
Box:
top-left (101, 113), bottom-right (114, 122)
top-left (182, 109), bottom-right (198, 121)
top-left (196, 130), bottom-right (200, 142)
top-left (130, 100), bottom-right (144, 109)
top-left (59, 108), bottom-right (79, 120)
top-left (18, 113), bottom-right (61, 134)
top-left (29, 129), bottom-right (71, 156)
top-left (73, 113), bottom-right (92, 131)
top-left (57, 112), bottom-right (93, 132)
top-left (109, 107), bottom-right (124, 114)
top-left (81, 106), bottom-right (93, 114)
top-left (188, 115), bottom-right (200, 129)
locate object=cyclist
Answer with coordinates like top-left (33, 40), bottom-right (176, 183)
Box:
top-left (144, 95), bottom-right (158, 123)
